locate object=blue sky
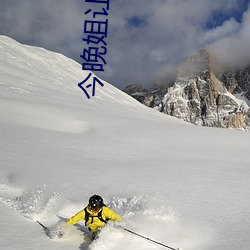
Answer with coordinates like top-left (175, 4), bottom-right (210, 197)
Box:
top-left (126, 15), bottom-right (148, 28)
top-left (0, 0), bottom-right (249, 89)
top-left (206, 0), bottom-right (249, 29)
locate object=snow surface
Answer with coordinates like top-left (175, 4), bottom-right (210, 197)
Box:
top-left (0, 35), bottom-right (250, 250)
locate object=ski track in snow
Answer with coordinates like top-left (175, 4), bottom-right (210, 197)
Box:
top-left (0, 99), bottom-right (91, 134)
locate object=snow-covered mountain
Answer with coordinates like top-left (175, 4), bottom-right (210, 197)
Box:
top-left (124, 49), bottom-right (250, 130)
top-left (217, 65), bottom-right (250, 100)
top-left (1, 36), bottom-right (250, 250)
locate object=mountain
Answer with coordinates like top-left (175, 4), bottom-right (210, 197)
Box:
top-left (123, 49), bottom-right (250, 130)
top-left (217, 66), bottom-right (250, 99)
top-left (1, 36), bottom-right (250, 250)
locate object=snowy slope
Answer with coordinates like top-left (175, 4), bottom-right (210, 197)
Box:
top-left (0, 36), bottom-right (250, 250)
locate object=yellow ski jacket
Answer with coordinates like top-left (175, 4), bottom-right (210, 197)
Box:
top-left (67, 206), bottom-right (121, 233)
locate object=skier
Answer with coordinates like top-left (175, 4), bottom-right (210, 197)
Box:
top-left (66, 194), bottom-right (121, 239)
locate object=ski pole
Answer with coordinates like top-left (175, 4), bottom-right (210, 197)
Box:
top-left (37, 220), bottom-right (48, 231)
top-left (122, 227), bottom-right (180, 250)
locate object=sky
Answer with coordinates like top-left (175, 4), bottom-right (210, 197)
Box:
top-left (0, 0), bottom-right (249, 89)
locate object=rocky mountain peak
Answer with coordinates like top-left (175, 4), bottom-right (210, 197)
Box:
top-left (123, 49), bottom-right (250, 130)
top-left (177, 49), bottom-right (210, 78)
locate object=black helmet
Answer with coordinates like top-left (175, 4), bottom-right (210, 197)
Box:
top-left (89, 195), bottom-right (104, 210)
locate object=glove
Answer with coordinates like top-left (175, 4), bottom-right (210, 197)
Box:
top-left (56, 230), bottom-right (64, 238)
top-left (55, 223), bottom-right (71, 238)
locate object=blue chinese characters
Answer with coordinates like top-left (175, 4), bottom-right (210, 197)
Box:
top-left (78, 0), bottom-right (110, 99)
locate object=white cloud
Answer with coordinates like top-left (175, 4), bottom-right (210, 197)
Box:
top-left (0, 0), bottom-right (249, 88)
top-left (200, 17), bottom-right (240, 45)
top-left (209, 5), bottom-right (250, 68)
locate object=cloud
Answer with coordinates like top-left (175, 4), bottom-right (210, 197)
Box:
top-left (200, 18), bottom-right (240, 45)
top-left (0, 0), bottom-right (249, 89)
top-left (209, 4), bottom-right (250, 69)
top-left (105, 0), bottom-right (249, 87)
